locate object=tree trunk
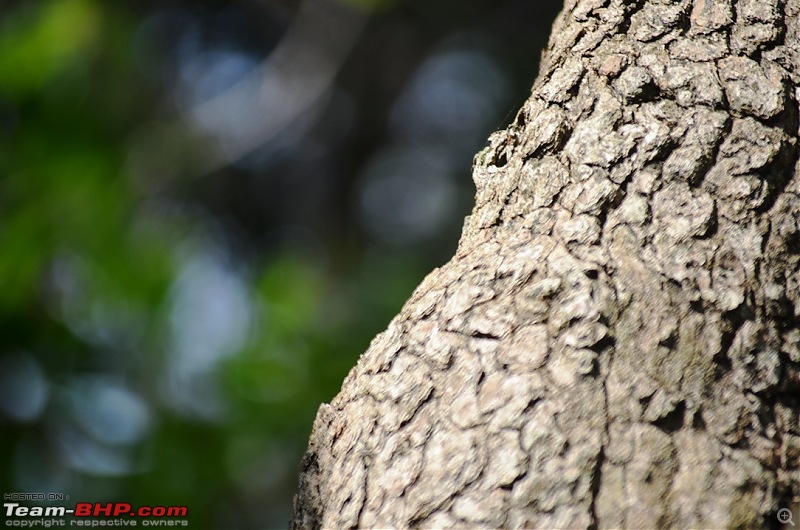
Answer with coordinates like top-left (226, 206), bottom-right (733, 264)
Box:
top-left (292, 0), bottom-right (800, 527)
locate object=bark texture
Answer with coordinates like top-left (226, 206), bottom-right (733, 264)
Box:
top-left (293, 0), bottom-right (800, 527)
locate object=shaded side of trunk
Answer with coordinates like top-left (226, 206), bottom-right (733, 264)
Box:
top-left (293, 0), bottom-right (800, 527)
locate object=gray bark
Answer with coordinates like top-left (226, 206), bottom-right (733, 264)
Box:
top-left (292, 0), bottom-right (800, 527)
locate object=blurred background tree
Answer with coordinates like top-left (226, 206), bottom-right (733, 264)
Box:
top-left (0, 0), bottom-right (560, 527)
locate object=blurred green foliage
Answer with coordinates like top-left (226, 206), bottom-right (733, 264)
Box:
top-left (0, 0), bottom-right (100, 95)
top-left (0, 1), bottom-right (418, 526)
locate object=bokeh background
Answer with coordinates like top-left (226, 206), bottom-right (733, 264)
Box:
top-left (0, 0), bottom-right (561, 527)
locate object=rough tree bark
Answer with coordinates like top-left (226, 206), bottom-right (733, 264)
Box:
top-left (292, 0), bottom-right (800, 527)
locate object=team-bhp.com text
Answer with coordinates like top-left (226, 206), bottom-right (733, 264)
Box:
top-left (4, 503), bottom-right (189, 527)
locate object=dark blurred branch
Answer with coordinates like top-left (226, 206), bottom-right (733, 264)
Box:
top-left (129, 0), bottom-right (367, 186)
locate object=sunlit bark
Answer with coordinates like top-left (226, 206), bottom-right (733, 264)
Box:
top-left (293, 0), bottom-right (800, 527)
